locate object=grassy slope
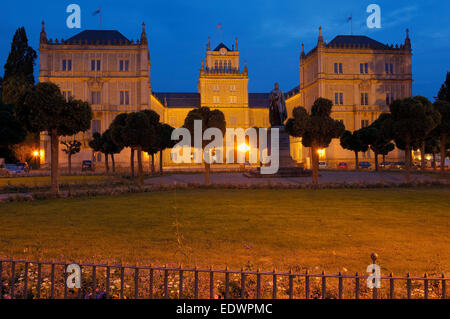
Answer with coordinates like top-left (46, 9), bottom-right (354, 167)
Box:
top-left (0, 188), bottom-right (449, 275)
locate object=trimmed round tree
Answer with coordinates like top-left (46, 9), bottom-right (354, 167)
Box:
top-left (183, 107), bottom-right (226, 185)
top-left (340, 130), bottom-right (368, 171)
top-left (61, 140), bottom-right (81, 174)
top-left (157, 123), bottom-right (175, 174)
top-left (18, 82), bottom-right (92, 193)
top-left (286, 98), bottom-right (345, 184)
top-left (384, 96), bottom-right (440, 181)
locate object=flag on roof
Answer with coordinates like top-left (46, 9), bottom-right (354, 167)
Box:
top-left (93, 8), bottom-right (101, 16)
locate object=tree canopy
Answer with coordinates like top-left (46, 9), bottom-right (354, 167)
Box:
top-left (286, 98), bottom-right (345, 184)
top-left (437, 72), bottom-right (450, 102)
top-left (0, 102), bottom-right (26, 148)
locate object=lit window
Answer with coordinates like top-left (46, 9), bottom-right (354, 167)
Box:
top-left (62, 90), bottom-right (72, 101)
top-left (386, 93), bottom-right (394, 105)
top-left (120, 91), bottom-right (130, 105)
top-left (91, 59), bottom-right (101, 71)
top-left (62, 59), bottom-right (72, 71)
top-left (360, 63), bottom-right (368, 74)
top-left (334, 92), bottom-right (344, 105)
top-left (119, 60), bottom-right (129, 72)
top-left (91, 91), bottom-right (101, 105)
top-left (361, 93), bottom-right (369, 105)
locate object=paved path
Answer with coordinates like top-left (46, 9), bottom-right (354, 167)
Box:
top-left (145, 171), bottom-right (438, 186)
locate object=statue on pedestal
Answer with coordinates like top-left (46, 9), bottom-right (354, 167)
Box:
top-left (269, 82), bottom-right (287, 127)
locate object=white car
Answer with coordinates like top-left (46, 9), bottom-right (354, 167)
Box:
top-left (318, 161), bottom-right (327, 169)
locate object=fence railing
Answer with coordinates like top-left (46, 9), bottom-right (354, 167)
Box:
top-left (0, 258), bottom-right (447, 299)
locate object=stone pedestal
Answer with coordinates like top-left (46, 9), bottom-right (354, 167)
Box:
top-left (245, 126), bottom-right (310, 178)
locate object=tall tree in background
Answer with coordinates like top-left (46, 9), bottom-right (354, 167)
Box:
top-left (383, 96), bottom-right (440, 182)
top-left (437, 72), bottom-right (450, 102)
top-left (184, 107), bottom-right (226, 185)
top-left (0, 102), bottom-right (26, 149)
top-left (102, 129), bottom-right (123, 173)
top-left (3, 27), bottom-right (36, 85)
top-left (18, 83), bottom-right (92, 194)
top-left (433, 100), bottom-right (450, 176)
top-left (61, 140), bottom-right (81, 175)
top-left (286, 98), bottom-right (345, 185)
top-left (2, 27), bottom-right (38, 163)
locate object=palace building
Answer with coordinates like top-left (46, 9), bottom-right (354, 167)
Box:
top-left (38, 23), bottom-right (412, 170)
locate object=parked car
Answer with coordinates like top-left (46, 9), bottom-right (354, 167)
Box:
top-left (4, 164), bottom-right (27, 175)
top-left (81, 160), bottom-right (94, 172)
top-left (380, 161), bottom-right (392, 168)
top-left (337, 162), bottom-right (348, 170)
top-left (318, 161), bottom-right (327, 169)
top-left (358, 161), bottom-right (371, 169)
top-left (393, 161), bottom-right (405, 169)
top-left (436, 159), bottom-right (450, 168)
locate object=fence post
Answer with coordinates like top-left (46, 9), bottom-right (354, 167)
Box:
top-left (305, 270), bottom-right (310, 299)
top-left (406, 273), bottom-right (411, 299)
top-left (256, 268), bottom-right (261, 299)
top-left (442, 274), bottom-right (446, 299)
top-left (424, 273), bottom-right (428, 299)
top-left (24, 262), bottom-right (29, 299)
top-left (338, 272), bottom-right (343, 299)
top-left (240, 268), bottom-right (246, 299)
top-left (389, 273), bottom-right (394, 299)
top-left (209, 265), bottom-right (213, 299)
top-left (194, 266), bottom-right (199, 299)
top-left (224, 266), bottom-right (229, 299)
top-left (164, 265), bottom-right (169, 299)
top-left (10, 261), bottom-right (15, 299)
top-left (288, 268), bottom-right (294, 299)
top-left (371, 253), bottom-right (378, 299)
top-left (180, 264), bottom-right (184, 299)
top-left (321, 271), bottom-right (326, 299)
top-left (0, 261), bottom-right (3, 300)
top-left (355, 272), bottom-right (359, 299)
top-left (135, 267), bottom-right (139, 299)
top-left (272, 268), bottom-right (277, 299)
top-left (50, 263), bottom-right (55, 299)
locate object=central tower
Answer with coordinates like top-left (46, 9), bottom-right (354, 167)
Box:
top-left (198, 37), bottom-right (248, 109)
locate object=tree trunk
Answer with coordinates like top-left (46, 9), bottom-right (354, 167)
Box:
top-left (68, 154), bottom-right (72, 175)
top-left (137, 147), bottom-right (143, 187)
top-left (151, 153), bottom-right (155, 174)
top-left (420, 141), bottom-right (426, 173)
top-left (382, 154), bottom-right (386, 170)
top-left (204, 161), bottom-right (210, 185)
top-left (50, 129), bottom-right (59, 194)
top-left (105, 153), bottom-right (110, 174)
top-left (374, 151), bottom-right (379, 172)
top-left (311, 145), bottom-right (319, 185)
top-left (159, 149), bottom-right (163, 175)
top-left (440, 134), bottom-right (447, 176)
top-left (432, 153), bottom-right (436, 171)
top-left (111, 154), bottom-right (116, 173)
top-left (354, 151), bottom-right (359, 171)
top-left (130, 148), bottom-right (135, 179)
top-left (405, 139), bottom-right (411, 182)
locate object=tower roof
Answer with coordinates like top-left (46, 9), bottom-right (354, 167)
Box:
top-left (213, 43), bottom-right (232, 51)
top-left (66, 30), bottom-right (130, 44)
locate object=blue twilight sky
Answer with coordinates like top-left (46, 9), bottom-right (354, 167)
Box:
top-left (0, 0), bottom-right (449, 100)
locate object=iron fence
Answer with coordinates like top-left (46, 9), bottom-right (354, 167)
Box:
top-left (0, 258), bottom-right (447, 299)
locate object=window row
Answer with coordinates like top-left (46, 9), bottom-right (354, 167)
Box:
top-left (60, 59), bottom-right (130, 72)
top-left (333, 62), bottom-right (395, 74)
top-left (214, 60), bottom-right (232, 69)
top-left (212, 96), bottom-right (238, 104)
top-left (212, 85), bottom-right (237, 92)
top-left (60, 90), bottom-right (131, 105)
top-left (334, 92), bottom-right (395, 106)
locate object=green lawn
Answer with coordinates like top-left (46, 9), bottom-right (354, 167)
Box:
top-left (0, 175), bottom-right (111, 187)
top-left (0, 188), bottom-right (449, 275)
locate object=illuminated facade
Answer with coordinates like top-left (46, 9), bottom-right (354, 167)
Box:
top-left (286, 27), bottom-right (412, 168)
top-left (38, 23), bottom-right (412, 169)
